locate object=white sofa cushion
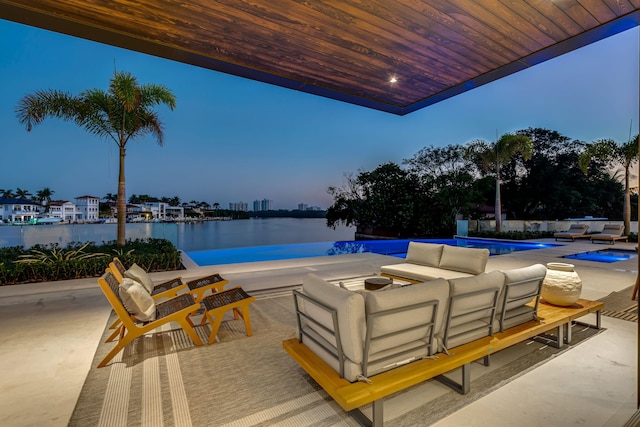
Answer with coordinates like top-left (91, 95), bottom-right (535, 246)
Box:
top-left (301, 273), bottom-right (366, 364)
top-left (438, 245), bottom-right (490, 275)
top-left (498, 264), bottom-right (546, 330)
top-left (405, 242), bottom-right (443, 267)
top-left (438, 271), bottom-right (504, 350)
top-left (380, 263), bottom-right (473, 282)
top-left (364, 280), bottom-right (449, 353)
top-left (363, 279), bottom-right (449, 376)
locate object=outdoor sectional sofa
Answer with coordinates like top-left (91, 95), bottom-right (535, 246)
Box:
top-left (293, 262), bottom-right (547, 383)
top-left (379, 241), bottom-right (490, 283)
top-left (285, 245), bottom-right (606, 426)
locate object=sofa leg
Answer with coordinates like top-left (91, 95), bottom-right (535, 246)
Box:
top-left (435, 363), bottom-right (471, 395)
top-left (349, 399), bottom-right (383, 427)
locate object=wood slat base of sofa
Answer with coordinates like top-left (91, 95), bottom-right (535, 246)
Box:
top-left (282, 298), bottom-right (603, 424)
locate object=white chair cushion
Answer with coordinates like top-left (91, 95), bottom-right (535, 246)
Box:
top-left (119, 278), bottom-right (156, 321)
top-left (124, 263), bottom-right (154, 294)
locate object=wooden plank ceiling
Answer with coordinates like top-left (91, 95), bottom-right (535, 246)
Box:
top-left (0, 0), bottom-right (638, 115)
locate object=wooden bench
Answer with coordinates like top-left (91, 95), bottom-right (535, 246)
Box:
top-left (283, 299), bottom-right (603, 427)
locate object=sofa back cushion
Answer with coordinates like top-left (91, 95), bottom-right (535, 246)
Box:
top-left (438, 245), bottom-right (490, 275)
top-left (405, 242), bottom-right (444, 267)
top-left (364, 280), bottom-right (448, 353)
top-left (438, 271), bottom-right (504, 350)
top-left (362, 279), bottom-right (449, 376)
top-left (447, 271), bottom-right (504, 326)
top-left (301, 273), bottom-right (366, 364)
top-left (498, 264), bottom-right (546, 330)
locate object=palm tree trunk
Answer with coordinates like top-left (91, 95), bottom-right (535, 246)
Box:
top-left (624, 165), bottom-right (631, 235)
top-left (117, 146), bottom-right (127, 246)
top-left (495, 162), bottom-right (502, 233)
top-left (495, 179), bottom-right (502, 233)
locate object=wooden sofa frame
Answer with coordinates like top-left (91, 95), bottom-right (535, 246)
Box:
top-left (284, 298), bottom-right (603, 427)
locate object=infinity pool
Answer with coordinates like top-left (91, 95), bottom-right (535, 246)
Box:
top-left (187, 238), bottom-right (557, 266)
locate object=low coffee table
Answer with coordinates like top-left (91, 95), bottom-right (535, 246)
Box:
top-left (364, 277), bottom-right (393, 291)
top-left (330, 275), bottom-right (411, 291)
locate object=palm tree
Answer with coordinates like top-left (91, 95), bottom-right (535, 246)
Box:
top-left (103, 193), bottom-right (117, 203)
top-left (466, 133), bottom-right (533, 232)
top-left (578, 135), bottom-right (639, 235)
top-left (0, 189), bottom-right (14, 198)
top-left (15, 187), bottom-right (32, 200)
top-left (16, 70), bottom-right (176, 245)
top-left (36, 187), bottom-right (55, 208)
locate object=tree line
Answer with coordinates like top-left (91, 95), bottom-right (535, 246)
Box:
top-left (327, 128), bottom-right (639, 238)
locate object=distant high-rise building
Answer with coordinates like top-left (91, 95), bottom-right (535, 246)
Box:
top-left (298, 203), bottom-right (322, 211)
top-left (253, 199), bottom-right (273, 211)
top-left (229, 202), bottom-right (248, 211)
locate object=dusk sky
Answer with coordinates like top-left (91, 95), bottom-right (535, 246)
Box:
top-left (1, 20), bottom-right (638, 210)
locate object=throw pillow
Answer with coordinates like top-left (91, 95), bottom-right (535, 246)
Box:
top-left (124, 263), bottom-right (154, 294)
top-left (119, 278), bottom-right (156, 322)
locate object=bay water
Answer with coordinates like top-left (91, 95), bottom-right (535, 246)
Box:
top-left (0, 218), bottom-right (356, 252)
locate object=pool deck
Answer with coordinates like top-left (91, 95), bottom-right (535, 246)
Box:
top-left (0, 238), bottom-right (638, 426)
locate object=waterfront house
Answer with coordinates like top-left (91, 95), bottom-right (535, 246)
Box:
top-left (126, 203), bottom-right (152, 221)
top-left (143, 201), bottom-right (185, 220)
top-left (75, 195), bottom-right (100, 222)
top-left (0, 197), bottom-right (41, 223)
top-left (49, 200), bottom-right (78, 222)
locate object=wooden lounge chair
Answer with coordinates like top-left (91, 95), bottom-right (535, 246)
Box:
top-left (109, 257), bottom-right (186, 300)
top-left (96, 271), bottom-right (204, 368)
top-left (590, 224), bottom-right (628, 244)
top-left (109, 257), bottom-right (229, 303)
top-left (106, 258), bottom-right (229, 341)
top-left (553, 224), bottom-right (589, 241)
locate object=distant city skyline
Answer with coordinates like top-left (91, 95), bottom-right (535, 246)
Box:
top-left (0, 20), bottom-right (638, 210)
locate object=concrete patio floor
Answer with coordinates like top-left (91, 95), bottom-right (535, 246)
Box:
top-left (0, 239), bottom-right (638, 426)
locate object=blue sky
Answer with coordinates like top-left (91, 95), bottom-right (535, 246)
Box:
top-left (0, 20), bottom-right (638, 210)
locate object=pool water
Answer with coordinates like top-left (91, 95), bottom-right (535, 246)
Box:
top-left (563, 248), bottom-right (637, 263)
top-left (187, 238), bottom-right (557, 266)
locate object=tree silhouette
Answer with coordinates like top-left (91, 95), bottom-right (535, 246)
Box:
top-left (579, 135), bottom-right (640, 234)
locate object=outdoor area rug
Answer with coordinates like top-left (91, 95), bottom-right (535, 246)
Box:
top-left (70, 288), bottom-right (603, 427)
top-left (598, 284), bottom-right (638, 322)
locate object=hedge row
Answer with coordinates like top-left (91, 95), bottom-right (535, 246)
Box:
top-left (0, 238), bottom-right (183, 285)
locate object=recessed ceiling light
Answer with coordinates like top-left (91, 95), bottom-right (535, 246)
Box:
top-left (389, 76), bottom-right (398, 84)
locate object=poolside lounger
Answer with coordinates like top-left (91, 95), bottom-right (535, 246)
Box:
top-left (553, 224), bottom-right (589, 241)
top-left (590, 224), bottom-right (628, 244)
